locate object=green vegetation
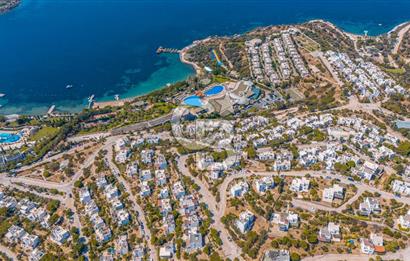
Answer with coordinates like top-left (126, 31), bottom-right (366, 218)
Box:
top-left (397, 141), bottom-right (410, 156)
top-left (30, 126), bottom-right (60, 142)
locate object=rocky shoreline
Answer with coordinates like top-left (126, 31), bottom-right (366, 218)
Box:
top-left (0, 0), bottom-right (20, 14)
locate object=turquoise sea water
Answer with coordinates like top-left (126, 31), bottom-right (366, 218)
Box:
top-left (0, 0), bottom-right (409, 115)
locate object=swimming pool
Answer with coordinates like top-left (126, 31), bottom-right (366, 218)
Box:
top-left (0, 132), bottom-right (21, 144)
top-left (183, 96), bottom-right (204, 107)
top-left (396, 121), bottom-right (410, 129)
top-left (204, 85), bottom-right (224, 96)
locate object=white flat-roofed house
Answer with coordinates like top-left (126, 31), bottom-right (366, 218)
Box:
top-left (290, 177), bottom-right (310, 192)
top-left (360, 238), bottom-right (374, 254)
top-left (126, 162), bottom-right (139, 177)
top-left (96, 226), bottom-right (112, 243)
top-left (357, 161), bottom-right (383, 180)
top-left (18, 199), bottom-right (37, 216)
top-left (271, 212), bottom-right (299, 231)
top-left (117, 209), bottom-right (130, 226)
top-left (253, 138), bottom-right (268, 148)
top-left (155, 154), bottom-right (168, 170)
top-left (85, 200), bottom-right (99, 216)
top-left (399, 210), bottom-right (410, 229)
top-left (159, 187), bottom-right (169, 199)
top-left (155, 169), bottom-right (168, 186)
top-left (257, 147), bottom-right (276, 161)
top-left (180, 195), bottom-right (198, 216)
top-left (5, 225), bottom-right (26, 243)
top-left (272, 158), bottom-right (291, 171)
top-left (115, 138), bottom-right (129, 152)
top-left (132, 245), bottom-right (146, 260)
top-left (230, 181), bottom-right (249, 197)
top-left (22, 233), bottom-right (40, 249)
top-left (116, 235), bottom-right (129, 256)
top-left (196, 154), bottom-right (214, 170)
top-left (160, 199), bottom-right (172, 216)
top-left (96, 176), bottom-right (108, 189)
top-left (110, 198), bottom-right (123, 211)
top-left (90, 213), bottom-right (105, 229)
top-left (29, 248), bottom-right (45, 261)
top-left (141, 149), bottom-right (154, 165)
top-left (210, 168), bottom-right (223, 180)
top-left (131, 137), bottom-right (145, 148)
top-left (322, 184), bottom-right (345, 203)
top-left (79, 187), bottom-right (92, 204)
top-left (163, 214), bottom-right (176, 234)
top-left (139, 169), bottom-right (152, 182)
top-left (255, 177), bottom-right (275, 193)
top-left (116, 149), bottom-right (130, 164)
top-left (373, 146), bottom-right (395, 162)
top-left (159, 242), bottom-right (175, 259)
top-left (104, 184), bottom-right (120, 201)
top-left (186, 230), bottom-right (204, 252)
top-left (140, 181), bottom-right (151, 197)
top-left (318, 222), bottom-right (341, 242)
top-left (392, 180), bottom-right (410, 196)
top-left (0, 196), bottom-right (17, 210)
top-left (236, 210), bottom-right (255, 233)
top-left (146, 135), bottom-right (160, 144)
top-left (50, 226), bottom-right (70, 245)
top-left (173, 182), bottom-right (185, 200)
top-left (359, 197), bottom-right (381, 216)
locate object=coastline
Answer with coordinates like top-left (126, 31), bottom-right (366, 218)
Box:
top-left (93, 18), bottom-right (410, 110)
top-left (0, 0), bottom-right (20, 14)
top-left (3, 18), bottom-right (410, 115)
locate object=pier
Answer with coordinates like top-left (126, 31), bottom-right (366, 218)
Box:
top-left (47, 105), bottom-right (56, 115)
top-left (156, 46), bottom-right (181, 54)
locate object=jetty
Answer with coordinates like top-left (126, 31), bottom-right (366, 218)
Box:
top-left (156, 46), bottom-right (181, 54)
top-left (47, 105), bottom-right (56, 115)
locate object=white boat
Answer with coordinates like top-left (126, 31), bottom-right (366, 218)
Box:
top-left (66, 84), bottom-right (73, 89)
top-left (114, 94), bottom-right (120, 101)
top-left (0, 93), bottom-right (5, 98)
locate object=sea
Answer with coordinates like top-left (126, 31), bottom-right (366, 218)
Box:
top-left (0, 0), bottom-right (409, 115)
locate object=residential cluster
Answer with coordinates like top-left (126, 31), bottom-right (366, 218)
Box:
top-left (246, 29), bottom-right (309, 85)
top-left (325, 51), bottom-right (407, 100)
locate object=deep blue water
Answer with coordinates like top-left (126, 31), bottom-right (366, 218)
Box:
top-left (0, 0), bottom-right (410, 114)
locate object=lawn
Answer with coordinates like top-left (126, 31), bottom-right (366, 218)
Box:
top-left (384, 67), bottom-right (406, 75)
top-left (30, 126), bottom-right (60, 142)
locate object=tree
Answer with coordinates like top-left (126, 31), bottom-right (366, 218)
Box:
top-left (47, 200), bottom-right (60, 213)
top-left (397, 141), bottom-right (410, 156)
top-left (74, 180), bottom-right (83, 188)
top-left (290, 252), bottom-right (301, 261)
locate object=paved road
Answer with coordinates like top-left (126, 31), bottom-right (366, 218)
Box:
top-left (0, 244), bottom-right (17, 260)
top-left (292, 186), bottom-right (364, 213)
top-left (111, 113), bottom-right (172, 135)
top-left (177, 155), bottom-right (242, 260)
top-left (105, 147), bottom-right (157, 261)
top-left (392, 23), bottom-right (410, 55)
top-left (303, 245), bottom-right (410, 261)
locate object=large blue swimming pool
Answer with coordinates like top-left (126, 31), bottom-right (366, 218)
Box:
top-left (0, 133), bottom-right (21, 144)
top-left (396, 121), bottom-right (410, 129)
top-left (183, 96), bottom-right (204, 107)
top-left (204, 85), bottom-right (224, 96)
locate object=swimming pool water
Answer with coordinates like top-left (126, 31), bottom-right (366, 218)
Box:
top-left (183, 96), bottom-right (204, 107)
top-left (0, 133), bottom-right (21, 143)
top-left (204, 85), bottom-right (224, 96)
top-left (396, 121), bottom-right (410, 129)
